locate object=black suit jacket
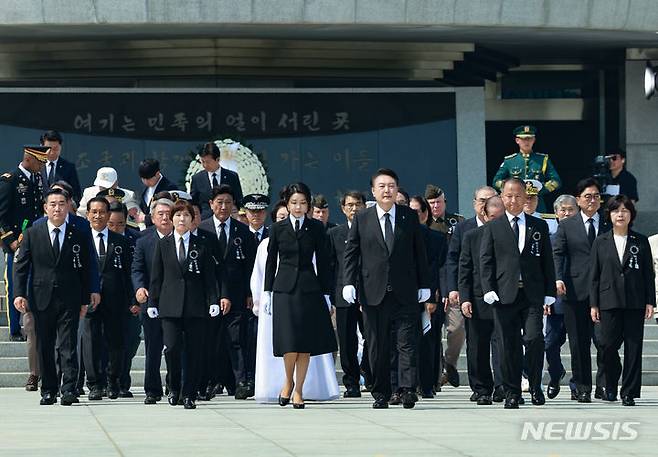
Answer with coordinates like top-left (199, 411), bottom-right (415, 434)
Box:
top-left (92, 230), bottom-right (133, 312)
top-left (480, 213), bottom-right (556, 306)
top-left (264, 217), bottom-right (331, 295)
top-left (328, 223), bottom-right (353, 308)
top-left (459, 226), bottom-right (492, 319)
top-left (191, 168), bottom-right (243, 220)
top-left (41, 157), bottom-right (82, 204)
top-left (198, 217), bottom-right (255, 309)
top-left (131, 226), bottom-right (161, 311)
top-left (343, 204), bottom-right (430, 307)
top-left (149, 233), bottom-right (218, 318)
top-left (446, 217), bottom-right (478, 293)
top-left (13, 222), bottom-right (91, 311)
top-left (139, 175), bottom-right (178, 225)
top-left (421, 224), bottom-right (446, 297)
top-left (590, 230), bottom-right (656, 311)
top-left (553, 214), bottom-right (610, 302)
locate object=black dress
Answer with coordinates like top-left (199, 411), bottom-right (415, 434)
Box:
top-left (264, 217), bottom-right (337, 357)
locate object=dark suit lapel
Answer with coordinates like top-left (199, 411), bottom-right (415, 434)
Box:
top-left (38, 223), bottom-right (57, 265)
top-left (296, 218), bottom-right (310, 239)
top-left (523, 218), bottom-right (534, 254)
top-left (500, 216), bottom-right (519, 253)
top-left (57, 226), bottom-right (75, 266)
top-left (392, 206), bottom-right (405, 256)
top-left (621, 233), bottom-right (636, 269)
top-left (370, 207), bottom-right (387, 252)
top-left (603, 232), bottom-right (623, 270)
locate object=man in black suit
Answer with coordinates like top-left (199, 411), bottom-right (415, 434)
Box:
top-left (81, 197), bottom-right (133, 400)
top-left (132, 196), bottom-right (173, 404)
top-left (480, 178), bottom-right (556, 409)
top-left (459, 195), bottom-right (505, 405)
top-left (553, 178), bottom-right (609, 402)
top-left (343, 168), bottom-right (430, 409)
top-left (40, 130), bottom-right (82, 205)
top-left (13, 188), bottom-right (92, 406)
top-left (328, 190), bottom-right (369, 398)
top-left (138, 158), bottom-right (178, 226)
top-left (198, 185), bottom-right (256, 399)
top-left (312, 194), bottom-right (337, 230)
top-left (191, 142), bottom-right (243, 220)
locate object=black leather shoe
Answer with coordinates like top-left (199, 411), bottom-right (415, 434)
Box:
top-left (183, 398), bottom-right (196, 409)
top-left (546, 369), bottom-right (565, 399)
top-left (530, 389), bottom-right (545, 406)
top-left (234, 382), bottom-right (250, 400)
top-left (518, 396), bottom-right (525, 405)
top-left (504, 397), bottom-right (519, 409)
top-left (168, 392), bottom-right (179, 406)
top-left (144, 395), bottom-right (158, 405)
top-left (444, 364), bottom-right (460, 388)
top-left (9, 333), bottom-right (26, 342)
top-left (388, 392), bottom-right (402, 405)
top-left (246, 381), bottom-right (255, 398)
top-left (622, 396), bottom-right (635, 406)
top-left (197, 391), bottom-right (210, 401)
top-left (25, 375), bottom-right (39, 392)
top-left (492, 386), bottom-right (505, 403)
top-left (594, 386), bottom-right (604, 399)
top-left (570, 390), bottom-right (578, 400)
top-left (107, 386), bottom-right (119, 400)
top-left (469, 392), bottom-right (481, 402)
top-left (603, 389), bottom-right (618, 402)
top-left (88, 387), bottom-right (103, 401)
top-left (577, 392), bottom-right (591, 403)
top-left (343, 386), bottom-right (362, 398)
top-left (60, 393), bottom-right (79, 406)
top-left (420, 388), bottom-right (434, 399)
top-left (402, 391), bottom-right (418, 409)
top-left (118, 389), bottom-right (133, 398)
top-left (372, 398), bottom-right (389, 409)
top-left (477, 395), bottom-right (492, 405)
top-left (40, 393), bottom-right (56, 405)
top-left (292, 402), bottom-right (305, 409)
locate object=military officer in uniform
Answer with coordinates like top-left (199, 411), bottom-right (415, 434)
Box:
top-left (1, 145), bottom-right (49, 341)
top-left (523, 180), bottom-right (559, 235)
top-left (492, 125), bottom-right (561, 213)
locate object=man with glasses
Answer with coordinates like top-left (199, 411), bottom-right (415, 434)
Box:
top-left (553, 178), bottom-right (609, 402)
top-left (603, 148), bottom-right (638, 203)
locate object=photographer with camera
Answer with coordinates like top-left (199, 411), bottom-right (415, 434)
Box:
top-left (598, 148), bottom-right (639, 203)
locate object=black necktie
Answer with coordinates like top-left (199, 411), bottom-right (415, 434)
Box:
top-left (178, 237), bottom-right (186, 266)
top-left (52, 227), bottom-right (61, 259)
top-left (98, 232), bottom-right (106, 266)
top-left (48, 162), bottom-right (55, 185)
top-left (254, 231), bottom-right (260, 243)
top-left (218, 222), bottom-right (227, 257)
top-left (512, 216), bottom-right (520, 243)
top-left (212, 172), bottom-right (219, 189)
top-left (587, 218), bottom-right (596, 246)
top-left (384, 213), bottom-right (394, 254)
top-left (294, 219), bottom-right (300, 232)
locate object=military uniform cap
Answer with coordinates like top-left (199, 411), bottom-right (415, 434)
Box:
top-left (524, 179), bottom-right (543, 196)
top-left (170, 190), bottom-right (192, 202)
top-left (23, 145), bottom-right (50, 163)
top-left (514, 125), bottom-right (537, 138)
top-left (243, 193), bottom-right (270, 210)
top-left (97, 187), bottom-right (126, 201)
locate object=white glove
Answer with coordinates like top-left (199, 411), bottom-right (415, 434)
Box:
top-left (324, 295), bottom-right (332, 309)
top-left (147, 307), bottom-right (159, 318)
top-left (209, 304), bottom-right (220, 317)
top-left (544, 296), bottom-right (556, 306)
top-left (342, 285), bottom-right (356, 304)
top-left (417, 288), bottom-right (431, 303)
top-left (262, 292), bottom-right (273, 316)
top-left (483, 291), bottom-right (499, 305)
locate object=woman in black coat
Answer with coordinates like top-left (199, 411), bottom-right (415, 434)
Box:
top-left (148, 199), bottom-right (219, 409)
top-left (263, 183), bottom-right (337, 408)
top-left (590, 195), bottom-right (656, 406)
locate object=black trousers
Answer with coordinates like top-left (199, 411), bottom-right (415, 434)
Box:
top-left (492, 290), bottom-right (544, 398)
top-left (245, 313), bottom-right (258, 382)
top-left (81, 306), bottom-right (124, 388)
top-left (197, 315), bottom-right (221, 393)
top-left (562, 299), bottom-right (605, 393)
top-left (34, 294), bottom-right (80, 396)
top-left (162, 317), bottom-right (207, 399)
top-left (140, 310), bottom-right (164, 396)
top-left (465, 317), bottom-right (496, 396)
top-left (432, 306), bottom-right (445, 386)
top-left (336, 305), bottom-right (365, 388)
top-left (362, 292), bottom-right (420, 401)
top-left (599, 308), bottom-right (645, 398)
top-left (221, 310), bottom-right (248, 385)
top-left (120, 313), bottom-right (142, 390)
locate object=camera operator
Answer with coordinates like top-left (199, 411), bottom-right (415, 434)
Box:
top-left (603, 148), bottom-right (639, 203)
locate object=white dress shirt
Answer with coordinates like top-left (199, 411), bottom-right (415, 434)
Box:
top-left (91, 227), bottom-right (110, 256)
top-left (613, 234), bottom-right (627, 264)
top-left (375, 204), bottom-right (396, 240)
top-left (207, 168), bottom-right (221, 187)
top-left (143, 174), bottom-right (162, 205)
top-left (506, 211), bottom-right (526, 252)
top-left (46, 158), bottom-right (58, 181)
top-left (580, 211), bottom-right (600, 236)
top-left (289, 214), bottom-right (305, 230)
top-left (213, 215), bottom-right (231, 239)
top-left (47, 220), bottom-right (66, 248)
top-left (18, 163), bottom-right (34, 181)
top-left (173, 230), bottom-right (191, 261)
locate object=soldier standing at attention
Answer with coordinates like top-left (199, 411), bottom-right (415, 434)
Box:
top-left (492, 125), bottom-right (561, 213)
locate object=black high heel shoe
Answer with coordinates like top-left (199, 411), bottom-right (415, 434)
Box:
top-left (292, 391), bottom-right (305, 409)
top-left (278, 382), bottom-right (294, 407)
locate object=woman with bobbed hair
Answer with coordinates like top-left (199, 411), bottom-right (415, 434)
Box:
top-left (590, 195), bottom-right (656, 406)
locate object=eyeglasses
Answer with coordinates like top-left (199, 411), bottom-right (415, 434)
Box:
top-left (609, 155), bottom-right (622, 161)
top-left (580, 193), bottom-right (601, 201)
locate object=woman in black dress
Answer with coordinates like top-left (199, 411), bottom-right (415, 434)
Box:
top-left (263, 183), bottom-right (337, 408)
top-left (590, 195), bottom-right (656, 406)
top-left (148, 199), bottom-right (219, 409)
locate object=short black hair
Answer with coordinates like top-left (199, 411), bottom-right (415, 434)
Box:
top-left (370, 168), bottom-right (399, 187)
top-left (40, 130), bottom-right (63, 145)
top-left (575, 177), bottom-right (601, 197)
top-left (282, 182), bottom-right (312, 206)
top-left (608, 147), bottom-right (626, 158)
top-left (138, 158), bottom-right (160, 179)
top-left (108, 201), bottom-right (128, 218)
top-left (270, 200), bottom-right (288, 222)
top-left (44, 187), bottom-right (69, 202)
top-left (87, 196), bottom-right (110, 212)
top-left (170, 200), bottom-right (195, 222)
top-left (51, 180), bottom-right (73, 200)
top-left (409, 195), bottom-right (429, 214)
top-left (199, 142), bottom-right (220, 160)
top-left (605, 194), bottom-right (636, 225)
top-left (211, 184), bottom-right (235, 202)
top-left (340, 190), bottom-right (366, 207)
top-left (397, 188), bottom-right (410, 205)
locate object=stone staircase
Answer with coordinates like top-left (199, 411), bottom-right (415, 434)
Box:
top-left (2, 322), bottom-right (658, 387)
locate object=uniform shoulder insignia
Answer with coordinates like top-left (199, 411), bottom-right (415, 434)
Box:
top-left (504, 153), bottom-right (516, 159)
top-left (536, 152), bottom-right (547, 156)
top-left (540, 213), bottom-right (557, 219)
top-left (1, 172), bottom-right (13, 179)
